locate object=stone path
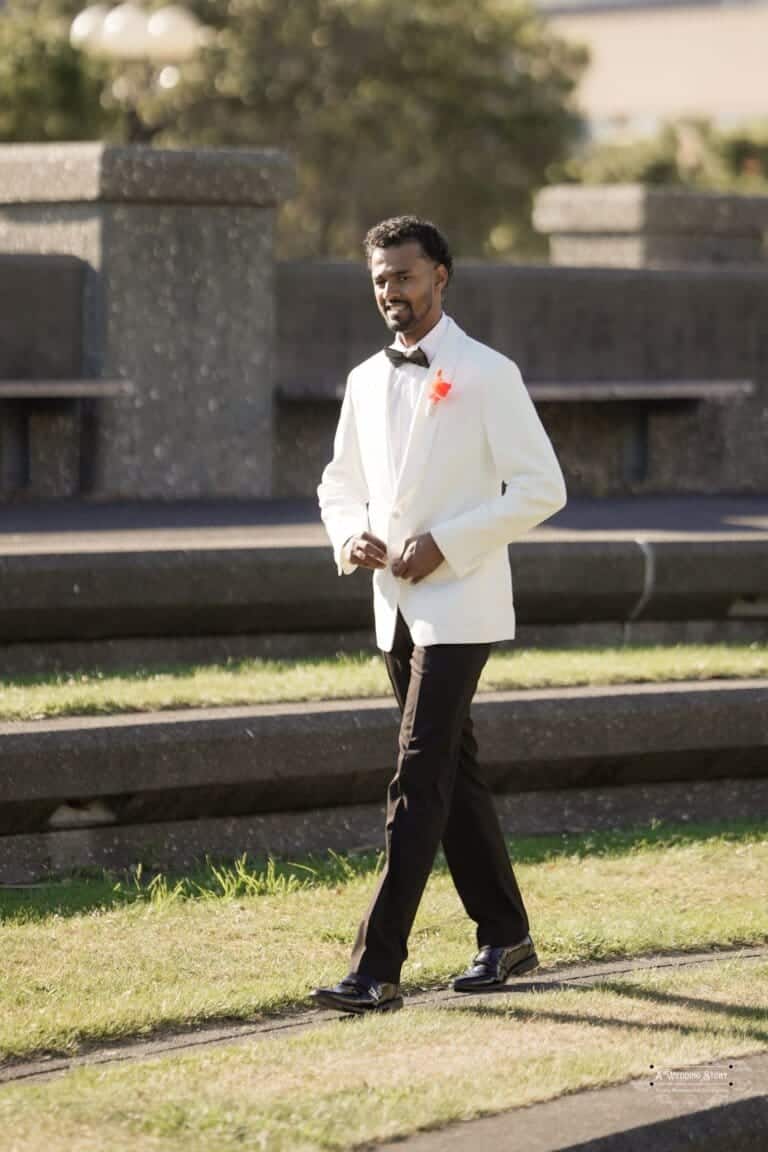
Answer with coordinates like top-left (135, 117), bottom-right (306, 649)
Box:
top-left (374, 1051), bottom-right (768, 1152)
top-left (2, 944), bottom-right (766, 1088)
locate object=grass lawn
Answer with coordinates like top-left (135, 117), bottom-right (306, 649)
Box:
top-left (1, 821), bottom-right (766, 1064)
top-left (0, 643), bottom-right (766, 720)
top-left (1, 959), bottom-right (767, 1151)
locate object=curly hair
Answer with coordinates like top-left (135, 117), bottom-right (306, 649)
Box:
top-left (363, 216), bottom-right (453, 281)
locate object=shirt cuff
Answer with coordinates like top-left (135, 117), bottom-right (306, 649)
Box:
top-left (339, 535), bottom-right (358, 575)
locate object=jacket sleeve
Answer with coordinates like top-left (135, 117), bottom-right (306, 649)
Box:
top-left (317, 376), bottom-right (370, 575)
top-left (430, 359), bottom-right (566, 579)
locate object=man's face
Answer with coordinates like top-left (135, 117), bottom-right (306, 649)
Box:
top-left (370, 241), bottom-right (448, 345)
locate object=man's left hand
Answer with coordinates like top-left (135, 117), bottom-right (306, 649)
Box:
top-left (392, 533), bottom-right (445, 584)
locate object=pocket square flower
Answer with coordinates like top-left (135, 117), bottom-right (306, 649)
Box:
top-left (428, 370), bottom-right (452, 406)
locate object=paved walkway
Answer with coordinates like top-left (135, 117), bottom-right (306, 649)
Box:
top-left (375, 1051), bottom-right (768, 1152)
top-left (0, 495), bottom-right (767, 555)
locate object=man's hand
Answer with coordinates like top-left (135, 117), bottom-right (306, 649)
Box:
top-left (392, 533), bottom-right (445, 584)
top-left (344, 531), bottom-right (388, 570)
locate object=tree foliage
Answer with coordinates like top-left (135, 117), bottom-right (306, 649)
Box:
top-left (563, 119), bottom-right (768, 196)
top-left (0, 0), bottom-right (585, 258)
top-left (0, 0), bottom-right (119, 141)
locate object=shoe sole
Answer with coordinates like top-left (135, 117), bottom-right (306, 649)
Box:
top-left (453, 951), bottom-right (539, 992)
top-left (312, 991), bottom-right (404, 1015)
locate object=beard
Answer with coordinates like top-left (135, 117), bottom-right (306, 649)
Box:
top-left (383, 301), bottom-right (415, 331)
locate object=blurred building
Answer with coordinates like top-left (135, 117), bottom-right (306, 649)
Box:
top-left (536, 0), bottom-right (768, 137)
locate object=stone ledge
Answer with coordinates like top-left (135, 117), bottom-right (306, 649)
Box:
top-left (2, 777), bottom-right (765, 882)
top-left (1, 681), bottom-right (766, 826)
top-left (0, 143), bottom-right (296, 206)
top-left (534, 184), bottom-right (768, 237)
top-left (2, 536), bottom-right (768, 642)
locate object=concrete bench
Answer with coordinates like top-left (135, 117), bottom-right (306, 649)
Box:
top-left (0, 379), bottom-right (134, 498)
top-left (529, 380), bottom-right (756, 482)
top-left (274, 262), bottom-right (768, 498)
top-left (0, 253), bottom-right (137, 499)
top-left (276, 376), bottom-right (755, 485)
top-left (278, 376), bottom-right (754, 403)
top-left (525, 379), bottom-right (754, 402)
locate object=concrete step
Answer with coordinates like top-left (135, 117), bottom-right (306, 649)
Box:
top-left (0, 498), bottom-right (767, 669)
top-left (1, 679), bottom-right (766, 879)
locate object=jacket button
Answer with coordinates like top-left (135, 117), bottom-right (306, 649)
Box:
top-left (392, 509), bottom-right (401, 519)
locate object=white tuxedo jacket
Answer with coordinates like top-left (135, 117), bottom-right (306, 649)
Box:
top-left (318, 316), bottom-right (566, 651)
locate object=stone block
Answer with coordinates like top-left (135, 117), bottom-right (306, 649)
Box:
top-left (0, 545), bottom-right (373, 643)
top-left (643, 539), bottom-right (768, 620)
top-left (0, 143), bottom-right (295, 499)
top-left (510, 540), bottom-right (645, 623)
top-left (549, 233), bottom-right (764, 269)
top-left (533, 184), bottom-right (768, 267)
top-left (0, 142), bottom-right (294, 206)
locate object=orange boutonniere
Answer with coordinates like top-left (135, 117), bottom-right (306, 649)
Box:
top-left (428, 369), bottom-right (452, 406)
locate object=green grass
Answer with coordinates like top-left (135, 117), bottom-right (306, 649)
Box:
top-left (0, 643), bottom-right (767, 720)
top-left (1, 821), bottom-right (766, 1064)
top-left (2, 959), bottom-right (767, 1152)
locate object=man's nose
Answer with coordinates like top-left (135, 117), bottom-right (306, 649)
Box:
top-left (382, 281), bottom-right (400, 300)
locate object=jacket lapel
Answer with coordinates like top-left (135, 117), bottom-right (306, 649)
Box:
top-left (359, 352), bottom-right (398, 496)
top-left (394, 317), bottom-right (464, 506)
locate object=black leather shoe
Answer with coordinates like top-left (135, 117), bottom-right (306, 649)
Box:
top-left (452, 936), bottom-right (539, 991)
top-left (311, 973), bottom-right (403, 1015)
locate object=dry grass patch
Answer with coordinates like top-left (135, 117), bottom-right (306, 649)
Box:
top-left (1, 960), bottom-right (766, 1152)
top-left (0, 643), bottom-right (766, 720)
top-left (1, 823), bottom-right (766, 1063)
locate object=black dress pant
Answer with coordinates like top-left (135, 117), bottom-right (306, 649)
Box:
top-left (350, 610), bottom-right (530, 983)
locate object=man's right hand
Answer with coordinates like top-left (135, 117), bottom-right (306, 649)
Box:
top-left (344, 531), bottom-right (388, 570)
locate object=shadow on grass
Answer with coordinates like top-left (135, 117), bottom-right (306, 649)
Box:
top-left (446, 976), bottom-right (768, 1047)
top-left (1, 818), bottom-right (766, 925)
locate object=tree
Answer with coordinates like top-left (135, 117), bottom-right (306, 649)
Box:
top-left (0, 0), bottom-right (586, 258)
top-left (0, 1), bottom-right (118, 141)
top-left (562, 118), bottom-right (768, 196)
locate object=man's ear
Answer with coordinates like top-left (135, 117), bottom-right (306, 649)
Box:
top-left (435, 263), bottom-right (449, 293)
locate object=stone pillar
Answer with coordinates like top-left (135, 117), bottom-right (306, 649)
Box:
top-left (0, 143), bottom-right (294, 498)
top-left (533, 184), bottom-right (768, 268)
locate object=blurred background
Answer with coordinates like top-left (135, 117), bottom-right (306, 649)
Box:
top-left (1, 0), bottom-right (766, 261)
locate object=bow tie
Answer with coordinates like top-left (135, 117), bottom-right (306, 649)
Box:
top-left (385, 346), bottom-right (429, 369)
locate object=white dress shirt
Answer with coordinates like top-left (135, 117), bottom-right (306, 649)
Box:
top-left (342, 312), bottom-right (449, 571)
top-left (387, 311), bottom-right (449, 478)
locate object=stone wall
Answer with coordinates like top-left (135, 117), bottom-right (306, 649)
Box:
top-left (2, 163), bottom-right (767, 504)
top-left (274, 261), bottom-right (768, 499)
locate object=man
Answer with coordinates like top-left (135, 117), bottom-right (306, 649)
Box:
top-left (313, 216), bottom-right (566, 1014)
